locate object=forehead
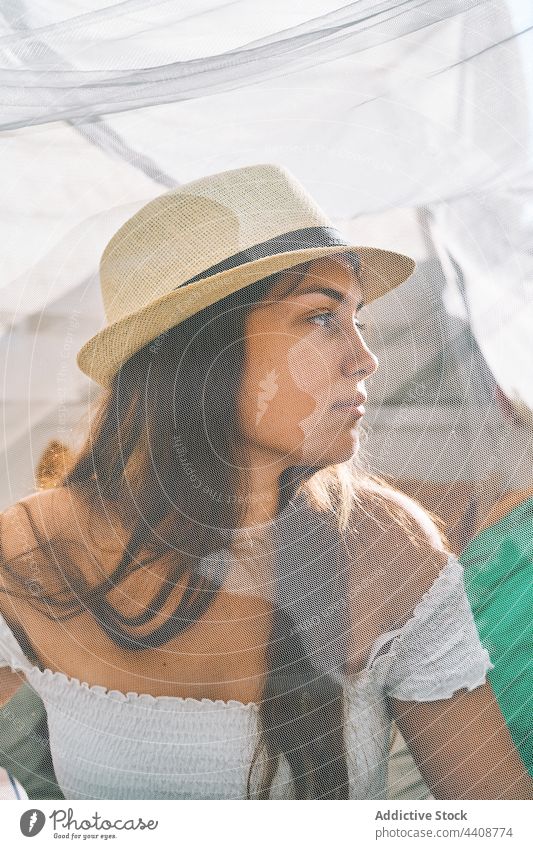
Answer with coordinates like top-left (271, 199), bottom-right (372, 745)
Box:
top-left (273, 255), bottom-right (363, 305)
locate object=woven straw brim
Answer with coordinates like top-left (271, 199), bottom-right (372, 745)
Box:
top-left (77, 244), bottom-right (415, 389)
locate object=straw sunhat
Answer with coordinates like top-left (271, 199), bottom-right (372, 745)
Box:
top-left (76, 163), bottom-right (416, 389)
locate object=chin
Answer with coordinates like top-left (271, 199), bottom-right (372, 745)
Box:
top-left (302, 432), bottom-right (360, 468)
top-left (332, 422), bottom-right (361, 454)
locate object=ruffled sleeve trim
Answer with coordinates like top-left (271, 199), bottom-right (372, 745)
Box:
top-left (367, 554), bottom-right (495, 702)
top-left (365, 554), bottom-right (463, 669)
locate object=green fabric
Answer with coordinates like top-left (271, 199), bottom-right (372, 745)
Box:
top-left (0, 681), bottom-right (64, 799)
top-left (461, 497), bottom-right (533, 777)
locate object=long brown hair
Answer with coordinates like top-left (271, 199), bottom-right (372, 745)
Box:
top-left (1, 252), bottom-right (447, 799)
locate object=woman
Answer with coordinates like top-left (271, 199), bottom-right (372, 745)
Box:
top-left (0, 163), bottom-right (531, 800)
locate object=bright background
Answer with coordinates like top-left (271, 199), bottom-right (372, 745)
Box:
top-left (1, 0), bottom-right (532, 540)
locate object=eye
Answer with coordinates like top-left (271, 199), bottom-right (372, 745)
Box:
top-left (307, 309), bottom-right (337, 329)
top-left (307, 310), bottom-right (366, 332)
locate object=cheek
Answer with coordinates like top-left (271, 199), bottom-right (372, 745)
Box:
top-left (238, 331), bottom-right (336, 441)
top-left (287, 335), bottom-right (333, 401)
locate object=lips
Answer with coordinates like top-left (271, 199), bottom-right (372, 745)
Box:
top-left (331, 394), bottom-right (367, 411)
top-left (331, 401), bottom-right (366, 423)
top-left (334, 404), bottom-right (365, 420)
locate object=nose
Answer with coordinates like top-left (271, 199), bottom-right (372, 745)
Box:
top-left (341, 327), bottom-right (379, 380)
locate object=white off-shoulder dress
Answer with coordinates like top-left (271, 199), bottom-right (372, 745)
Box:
top-left (0, 554), bottom-right (494, 800)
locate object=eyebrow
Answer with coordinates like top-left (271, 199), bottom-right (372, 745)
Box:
top-left (289, 285), bottom-right (364, 312)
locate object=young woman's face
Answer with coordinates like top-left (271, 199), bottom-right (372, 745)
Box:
top-left (238, 255), bottom-right (379, 471)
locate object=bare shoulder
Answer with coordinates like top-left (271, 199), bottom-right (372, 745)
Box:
top-left (3, 486), bottom-right (128, 553)
top-left (1, 487), bottom-right (83, 565)
top-left (0, 489), bottom-right (61, 643)
top-left (348, 476), bottom-right (452, 630)
top-left (0, 489), bottom-right (54, 578)
top-left (0, 486), bottom-right (126, 604)
top-left (0, 486), bottom-right (131, 666)
top-left (0, 488), bottom-right (77, 604)
top-left (350, 475), bottom-right (449, 554)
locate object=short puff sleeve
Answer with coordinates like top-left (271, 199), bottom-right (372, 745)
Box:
top-left (383, 555), bottom-right (495, 702)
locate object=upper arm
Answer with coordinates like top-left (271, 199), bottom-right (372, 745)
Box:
top-left (0, 666), bottom-right (23, 707)
top-left (0, 487), bottom-right (109, 606)
top-left (371, 483), bottom-right (533, 798)
top-left (349, 481), bottom-right (533, 799)
top-left (0, 489), bottom-right (94, 662)
top-left (0, 496), bottom-right (51, 669)
top-left (0, 499), bottom-right (35, 616)
top-left (0, 492), bottom-right (59, 603)
top-left (388, 681), bottom-right (533, 799)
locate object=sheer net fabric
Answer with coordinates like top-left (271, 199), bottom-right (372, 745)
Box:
top-left (0, 0), bottom-right (497, 131)
top-left (0, 481), bottom-right (493, 798)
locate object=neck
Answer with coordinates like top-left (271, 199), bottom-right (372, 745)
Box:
top-left (234, 445), bottom-right (287, 531)
top-left (237, 477), bottom-right (281, 531)
top-left (235, 454), bottom-right (315, 533)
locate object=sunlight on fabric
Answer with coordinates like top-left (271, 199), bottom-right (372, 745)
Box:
top-left (0, 0), bottom-right (532, 507)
